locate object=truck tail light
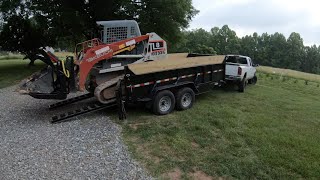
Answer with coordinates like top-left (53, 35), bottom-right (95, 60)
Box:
top-left (238, 67), bottom-right (242, 76)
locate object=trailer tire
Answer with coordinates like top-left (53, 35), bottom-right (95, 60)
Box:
top-left (153, 90), bottom-right (175, 115)
top-left (176, 87), bottom-right (195, 111)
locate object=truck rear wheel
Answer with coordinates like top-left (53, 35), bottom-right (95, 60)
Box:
top-left (153, 90), bottom-right (175, 115)
top-left (176, 87), bottom-right (195, 110)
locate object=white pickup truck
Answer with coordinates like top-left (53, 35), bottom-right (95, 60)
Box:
top-left (225, 55), bottom-right (258, 92)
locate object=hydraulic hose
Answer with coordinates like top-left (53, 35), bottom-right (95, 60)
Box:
top-left (61, 60), bottom-right (70, 78)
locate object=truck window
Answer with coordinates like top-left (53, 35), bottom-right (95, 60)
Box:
top-left (238, 57), bottom-right (247, 65)
top-left (226, 56), bottom-right (250, 65)
top-left (226, 56), bottom-right (238, 63)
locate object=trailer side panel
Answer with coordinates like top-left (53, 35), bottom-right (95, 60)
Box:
top-left (124, 63), bottom-right (225, 102)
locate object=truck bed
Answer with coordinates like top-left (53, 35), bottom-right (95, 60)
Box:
top-left (128, 53), bottom-right (226, 75)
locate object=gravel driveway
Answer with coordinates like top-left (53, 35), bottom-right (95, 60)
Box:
top-left (0, 86), bottom-right (151, 179)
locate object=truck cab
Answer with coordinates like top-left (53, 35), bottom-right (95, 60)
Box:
top-left (225, 55), bottom-right (258, 92)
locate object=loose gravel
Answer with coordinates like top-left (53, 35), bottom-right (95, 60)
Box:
top-left (0, 86), bottom-right (151, 179)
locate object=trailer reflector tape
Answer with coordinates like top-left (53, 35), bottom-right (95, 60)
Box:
top-left (181, 75), bottom-right (187, 78)
top-left (213, 70), bottom-right (218, 73)
top-left (214, 83), bottom-right (219, 85)
top-left (206, 71), bottom-right (212, 74)
top-left (218, 69), bottom-right (223, 72)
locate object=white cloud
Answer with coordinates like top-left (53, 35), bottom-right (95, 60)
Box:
top-left (190, 0), bottom-right (320, 45)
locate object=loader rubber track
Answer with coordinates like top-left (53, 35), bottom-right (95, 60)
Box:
top-left (94, 75), bottom-right (124, 104)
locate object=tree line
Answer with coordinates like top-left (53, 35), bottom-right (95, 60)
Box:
top-left (0, 0), bottom-right (198, 54)
top-left (1, 0), bottom-right (319, 74)
top-left (172, 25), bottom-right (320, 74)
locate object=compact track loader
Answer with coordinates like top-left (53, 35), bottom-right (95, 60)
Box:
top-left (20, 20), bottom-right (168, 104)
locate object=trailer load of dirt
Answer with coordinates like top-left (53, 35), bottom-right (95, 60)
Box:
top-left (128, 53), bottom-right (226, 75)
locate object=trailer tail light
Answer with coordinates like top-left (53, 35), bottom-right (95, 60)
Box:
top-left (238, 67), bottom-right (242, 76)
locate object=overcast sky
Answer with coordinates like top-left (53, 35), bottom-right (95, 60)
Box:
top-left (189, 0), bottom-right (320, 46)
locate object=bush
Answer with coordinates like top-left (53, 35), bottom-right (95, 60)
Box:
top-left (0, 51), bottom-right (9, 56)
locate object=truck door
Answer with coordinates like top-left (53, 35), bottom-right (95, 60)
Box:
top-left (247, 58), bottom-right (255, 79)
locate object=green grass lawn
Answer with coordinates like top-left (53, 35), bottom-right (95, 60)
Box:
top-left (115, 73), bottom-right (320, 179)
top-left (0, 59), bottom-right (45, 89)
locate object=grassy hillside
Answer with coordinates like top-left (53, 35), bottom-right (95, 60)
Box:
top-left (116, 73), bottom-right (320, 179)
top-left (257, 66), bottom-right (320, 83)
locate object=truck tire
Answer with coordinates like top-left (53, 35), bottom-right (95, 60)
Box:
top-left (153, 90), bottom-right (175, 115)
top-left (238, 79), bottom-right (246, 93)
top-left (176, 87), bottom-right (195, 111)
top-left (251, 75), bottom-right (257, 85)
top-left (248, 74), bottom-right (257, 85)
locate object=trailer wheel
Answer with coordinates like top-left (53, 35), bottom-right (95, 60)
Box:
top-left (153, 90), bottom-right (175, 115)
top-left (176, 87), bottom-right (195, 111)
top-left (238, 79), bottom-right (246, 93)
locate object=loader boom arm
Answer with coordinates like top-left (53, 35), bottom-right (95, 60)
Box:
top-left (77, 35), bottom-right (150, 91)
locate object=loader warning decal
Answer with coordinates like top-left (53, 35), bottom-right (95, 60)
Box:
top-left (95, 46), bottom-right (110, 55)
top-left (87, 48), bottom-right (113, 62)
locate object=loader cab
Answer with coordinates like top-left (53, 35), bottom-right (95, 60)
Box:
top-left (96, 20), bottom-right (142, 44)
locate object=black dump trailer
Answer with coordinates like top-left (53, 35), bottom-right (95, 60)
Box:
top-left (52, 54), bottom-right (227, 123)
top-left (118, 57), bottom-right (226, 118)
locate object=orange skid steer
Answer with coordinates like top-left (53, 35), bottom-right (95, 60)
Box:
top-left (20, 20), bottom-right (168, 105)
